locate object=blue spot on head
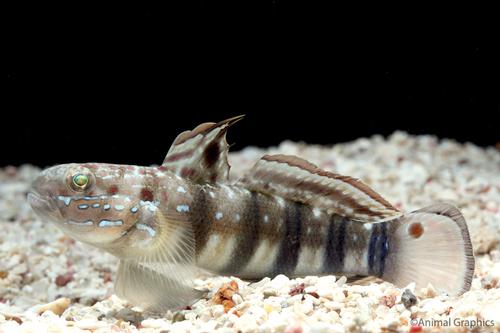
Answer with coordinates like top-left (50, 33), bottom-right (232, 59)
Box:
top-left (98, 219), bottom-right (124, 227)
top-left (176, 204), bottom-right (190, 213)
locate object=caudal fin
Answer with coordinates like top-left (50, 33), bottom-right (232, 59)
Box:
top-left (383, 203), bottom-right (474, 296)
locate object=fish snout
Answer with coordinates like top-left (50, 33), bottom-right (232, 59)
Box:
top-left (27, 192), bottom-right (60, 222)
top-left (27, 192), bottom-right (51, 210)
top-left (28, 166), bottom-right (69, 218)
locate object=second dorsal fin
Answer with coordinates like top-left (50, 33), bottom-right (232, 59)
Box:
top-left (162, 115), bottom-right (244, 184)
top-left (237, 154), bottom-right (402, 222)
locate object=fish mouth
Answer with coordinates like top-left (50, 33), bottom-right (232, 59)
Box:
top-left (27, 192), bottom-right (58, 214)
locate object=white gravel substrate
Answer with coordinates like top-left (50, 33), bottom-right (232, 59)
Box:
top-left (1, 132), bottom-right (499, 333)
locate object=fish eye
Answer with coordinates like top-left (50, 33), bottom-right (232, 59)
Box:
top-left (71, 173), bottom-right (90, 191)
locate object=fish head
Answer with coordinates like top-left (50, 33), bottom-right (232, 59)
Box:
top-left (28, 163), bottom-right (142, 246)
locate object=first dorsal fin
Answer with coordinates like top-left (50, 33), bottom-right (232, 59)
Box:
top-left (163, 115), bottom-right (244, 184)
top-left (237, 154), bottom-right (401, 222)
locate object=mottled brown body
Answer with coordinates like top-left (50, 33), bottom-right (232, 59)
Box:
top-left (170, 182), bottom-right (393, 280)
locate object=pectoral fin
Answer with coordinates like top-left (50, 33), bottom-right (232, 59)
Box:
top-left (114, 206), bottom-right (206, 312)
top-left (237, 154), bottom-right (401, 222)
top-left (115, 260), bottom-right (206, 312)
top-left (163, 115), bottom-right (244, 184)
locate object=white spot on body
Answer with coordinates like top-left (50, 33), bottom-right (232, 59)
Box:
top-left (155, 172), bottom-right (166, 178)
top-left (313, 207), bottom-right (322, 218)
top-left (115, 205), bottom-right (125, 211)
top-left (275, 196), bottom-right (286, 208)
top-left (263, 215), bottom-right (269, 223)
top-left (344, 207), bottom-right (354, 215)
top-left (363, 224), bottom-right (372, 231)
top-left (235, 213), bottom-right (241, 221)
top-left (103, 204), bottom-right (111, 210)
top-left (176, 204), bottom-right (190, 213)
top-left (131, 207), bottom-right (138, 213)
top-left (215, 212), bottom-right (223, 220)
top-left (78, 204), bottom-right (88, 210)
top-left (222, 185), bottom-right (236, 199)
top-left (353, 234), bottom-right (358, 241)
top-left (92, 203), bottom-right (100, 208)
top-left (209, 191), bottom-right (216, 198)
top-left (240, 188), bottom-right (252, 196)
top-left (177, 186), bottom-right (187, 193)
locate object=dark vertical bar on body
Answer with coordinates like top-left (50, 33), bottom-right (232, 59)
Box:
top-left (368, 222), bottom-right (388, 277)
top-left (220, 191), bottom-right (260, 274)
top-left (378, 223), bottom-right (388, 277)
top-left (190, 186), bottom-right (211, 255)
top-left (367, 223), bottom-right (379, 274)
top-left (274, 201), bottom-right (302, 275)
top-left (324, 215), bottom-right (347, 273)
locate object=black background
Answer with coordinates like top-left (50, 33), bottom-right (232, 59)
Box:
top-left (5, 3), bottom-right (499, 168)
